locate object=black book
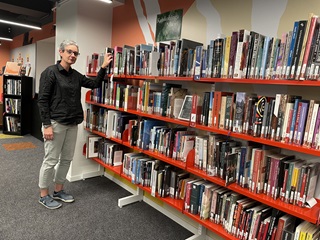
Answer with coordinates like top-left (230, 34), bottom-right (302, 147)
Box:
top-left (160, 83), bottom-right (182, 116)
top-left (266, 208), bottom-right (283, 240)
top-left (161, 165), bottom-right (172, 197)
top-left (289, 20), bottom-right (307, 79)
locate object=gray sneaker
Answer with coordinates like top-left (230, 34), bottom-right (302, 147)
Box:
top-left (53, 190), bottom-right (75, 203)
top-left (39, 195), bottom-right (62, 209)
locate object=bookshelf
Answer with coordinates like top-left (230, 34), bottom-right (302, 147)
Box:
top-left (83, 74), bottom-right (320, 239)
top-left (2, 75), bottom-right (33, 135)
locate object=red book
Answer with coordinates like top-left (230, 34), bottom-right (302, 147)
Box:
top-left (228, 31), bottom-right (239, 78)
top-left (283, 105), bottom-right (294, 143)
top-left (297, 165), bottom-right (308, 207)
top-left (212, 91), bottom-right (222, 127)
top-left (262, 218), bottom-right (270, 240)
top-left (279, 162), bottom-right (289, 202)
top-left (91, 53), bottom-right (99, 73)
top-left (257, 221), bottom-right (265, 240)
top-left (270, 226), bottom-right (278, 240)
top-left (251, 148), bottom-right (262, 193)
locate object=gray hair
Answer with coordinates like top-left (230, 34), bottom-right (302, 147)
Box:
top-left (59, 40), bottom-right (79, 51)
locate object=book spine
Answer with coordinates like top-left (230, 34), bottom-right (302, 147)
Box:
top-left (299, 15), bottom-right (318, 80)
top-left (295, 101), bottom-right (309, 146)
top-left (223, 36), bottom-right (231, 78)
top-left (289, 20), bottom-right (307, 79)
top-left (228, 31), bottom-right (239, 78)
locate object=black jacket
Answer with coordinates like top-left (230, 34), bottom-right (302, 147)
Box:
top-left (38, 61), bottom-right (106, 125)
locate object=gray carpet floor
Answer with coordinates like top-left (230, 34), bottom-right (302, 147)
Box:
top-left (0, 134), bottom-right (193, 240)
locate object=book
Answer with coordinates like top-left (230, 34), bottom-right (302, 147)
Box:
top-left (160, 82), bottom-right (182, 116)
top-left (302, 100), bottom-right (316, 147)
top-left (212, 37), bottom-right (224, 78)
top-left (289, 20), bottom-right (308, 79)
top-left (113, 46), bottom-right (123, 75)
top-left (86, 135), bottom-right (102, 158)
top-left (194, 45), bottom-right (203, 80)
top-left (295, 13), bottom-right (315, 79)
top-left (178, 38), bottom-right (203, 77)
top-left (233, 92), bottom-right (247, 133)
top-left (298, 14), bottom-right (319, 80)
top-left (294, 100), bottom-right (309, 146)
top-left (285, 21), bottom-right (299, 79)
top-left (189, 180), bottom-right (206, 214)
top-left (199, 182), bottom-right (218, 220)
top-left (225, 152), bottom-right (238, 186)
top-left (177, 95), bottom-right (193, 121)
top-left (306, 18), bottom-right (320, 80)
top-left (233, 29), bottom-right (250, 78)
top-left (139, 43), bottom-right (153, 75)
top-left (168, 87), bottom-right (188, 118)
top-left (222, 35), bottom-right (231, 78)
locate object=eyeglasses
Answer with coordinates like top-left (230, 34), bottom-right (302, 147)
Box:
top-left (64, 49), bottom-right (80, 56)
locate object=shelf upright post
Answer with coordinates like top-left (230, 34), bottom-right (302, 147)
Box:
top-left (118, 187), bottom-right (143, 208)
top-left (185, 224), bottom-right (206, 240)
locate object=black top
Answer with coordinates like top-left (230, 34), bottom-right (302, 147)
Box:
top-left (38, 61), bottom-right (106, 125)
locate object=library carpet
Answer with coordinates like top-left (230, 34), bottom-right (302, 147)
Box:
top-left (0, 133), bottom-right (193, 240)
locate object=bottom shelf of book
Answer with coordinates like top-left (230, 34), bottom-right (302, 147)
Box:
top-left (85, 150), bottom-right (186, 213)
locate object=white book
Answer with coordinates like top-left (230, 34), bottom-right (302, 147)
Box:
top-left (281, 102), bottom-right (294, 142)
top-left (306, 103), bottom-right (319, 147)
top-left (105, 110), bottom-right (118, 138)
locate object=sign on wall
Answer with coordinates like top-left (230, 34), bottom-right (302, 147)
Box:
top-left (155, 9), bottom-right (183, 42)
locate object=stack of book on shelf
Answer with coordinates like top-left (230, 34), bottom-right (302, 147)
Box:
top-left (191, 13), bottom-right (320, 81)
top-left (86, 135), bottom-right (124, 166)
top-left (87, 38), bottom-right (203, 77)
top-left (86, 13), bottom-right (320, 82)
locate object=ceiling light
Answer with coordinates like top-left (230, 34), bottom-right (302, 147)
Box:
top-left (0, 19), bottom-right (41, 30)
top-left (0, 37), bottom-right (12, 41)
top-left (100, 0), bottom-right (113, 4)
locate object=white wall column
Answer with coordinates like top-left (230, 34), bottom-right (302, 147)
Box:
top-left (55, 0), bottom-right (113, 181)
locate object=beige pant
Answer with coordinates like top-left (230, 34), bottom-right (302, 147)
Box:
top-left (38, 120), bottom-right (78, 189)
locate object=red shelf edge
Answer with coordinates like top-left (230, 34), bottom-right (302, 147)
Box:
top-left (183, 211), bottom-right (238, 240)
top-left (90, 157), bottom-right (122, 175)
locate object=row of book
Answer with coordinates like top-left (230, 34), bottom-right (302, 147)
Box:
top-left (209, 91), bottom-right (320, 149)
top-left (87, 13), bottom-right (320, 81)
top-left (85, 135), bottom-right (123, 167)
top-left (4, 116), bottom-right (20, 133)
top-left (87, 38), bottom-right (203, 78)
top-left (4, 78), bottom-right (21, 95)
top-left (194, 13), bottom-right (320, 81)
top-left (184, 178), bottom-right (320, 240)
top-left (200, 135), bottom-right (319, 208)
top-left (84, 106), bottom-right (193, 159)
top-left (84, 101), bottom-right (320, 208)
top-left (4, 98), bottom-right (21, 114)
top-left (89, 78), bottom-right (189, 122)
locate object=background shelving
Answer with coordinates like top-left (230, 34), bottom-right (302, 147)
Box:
top-left (2, 75), bottom-right (33, 135)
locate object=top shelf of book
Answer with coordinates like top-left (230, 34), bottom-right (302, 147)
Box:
top-left (87, 73), bottom-right (320, 86)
